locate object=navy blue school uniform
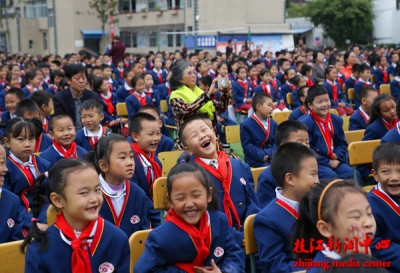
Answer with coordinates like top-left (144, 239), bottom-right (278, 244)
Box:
top-left (381, 127), bottom-right (400, 144)
top-left (113, 67), bottom-right (125, 86)
top-left (132, 153), bottom-right (163, 199)
top-left (288, 106), bottom-right (308, 121)
top-left (345, 76), bottom-right (357, 90)
top-left (134, 210), bottom-right (246, 273)
top-left (20, 87), bottom-right (32, 98)
top-left (75, 127), bottom-right (110, 152)
top-left (126, 93), bottom-right (152, 119)
top-left (209, 69), bottom-right (217, 79)
top-left (254, 197), bottom-right (300, 273)
top-left (0, 188), bottom-right (23, 243)
top-left (0, 110), bottom-right (13, 135)
top-left (322, 81), bottom-right (348, 109)
top-left (39, 144), bottom-right (87, 168)
top-left (4, 155), bottom-right (51, 228)
top-left (307, 251), bottom-right (335, 273)
top-left (354, 80), bottom-right (373, 108)
top-left (374, 67), bottom-right (389, 90)
top-left (349, 108), bottom-right (369, 131)
top-left (363, 118), bottom-right (393, 141)
top-left (240, 115), bottom-right (278, 167)
top-left (253, 83), bottom-right (279, 103)
top-left (25, 218), bottom-right (130, 273)
top-left (367, 186), bottom-right (400, 273)
top-left (155, 83), bottom-right (171, 111)
top-left (301, 113), bottom-right (358, 181)
top-left (263, 58), bottom-right (272, 69)
top-left (35, 133), bottom-right (53, 153)
top-left (107, 78), bottom-right (119, 92)
top-left (276, 70), bottom-right (285, 83)
top-left (45, 85), bottom-right (59, 96)
top-left (151, 69), bottom-right (167, 89)
top-left (390, 78), bottom-right (400, 101)
top-left (146, 61), bottom-right (153, 71)
top-left (232, 80), bottom-right (253, 109)
top-left (0, 88), bottom-right (9, 111)
top-left (257, 168), bottom-right (277, 208)
top-left (229, 72), bottom-right (237, 82)
top-left (280, 82), bottom-right (296, 106)
top-left (165, 94), bottom-right (176, 126)
top-left (387, 63), bottom-right (397, 76)
top-left (125, 134), bottom-right (173, 155)
top-left (115, 84), bottom-right (133, 103)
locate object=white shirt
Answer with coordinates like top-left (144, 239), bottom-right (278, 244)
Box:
top-left (124, 82), bottom-right (133, 91)
top-left (253, 113), bottom-right (269, 131)
top-left (199, 158), bottom-right (219, 169)
top-left (60, 220), bottom-right (98, 246)
top-left (134, 91), bottom-right (146, 98)
top-left (99, 174), bottom-right (126, 216)
top-left (376, 182), bottom-right (399, 207)
top-left (83, 124), bottom-right (103, 139)
top-left (321, 243), bottom-right (342, 260)
top-left (359, 107), bottom-right (370, 121)
top-left (9, 152), bottom-right (38, 178)
top-left (275, 187), bottom-right (299, 212)
top-left (138, 154), bottom-right (154, 181)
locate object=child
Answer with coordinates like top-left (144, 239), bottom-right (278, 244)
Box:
top-left (196, 60), bottom-right (209, 80)
top-left (1, 88), bottom-right (25, 125)
top-left (3, 118), bottom-right (51, 229)
top-left (179, 115), bottom-right (261, 245)
top-left (101, 64), bottom-right (118, 92)
top-left (240, 93), bottom-right (278, 167)
top-left (30, 90), bottom-right (54, 134)
top-left (130, 113), bottom-right (162, 198)
top-left (208, 57), bottom-right (218, 79)
top-left (382, 100), bottom-right (400, 143)
top-left (92, 76), bottom-right (117, 119)
top-left (354, 64), bottom-right (374, 108)
top-left (232, 66), bottom-right (254, 113)
top-left (277, 58), bottom-right (291, 83)
top-left (134, 161), bottom-right (245, 272)
top-left (387, 52), bottom-right (399, 76)
top-left (151, 57), bottom-right (166, 89)
top-left (126, 75), bottom-right (152, 119)
top-left (389, 65), bottom-right (400, 101)
top-left (373, 55), bottom-right (390, 91)
top-left (143, 72), bottom-right (156, 103)
top-left (280, 68), bottom-right (297, 105)
top-left (322, 67), bottom-right (354, 116)
top-left (21, 70), bottom-right (40, 97)
top-left (332, 60), bottom-right (346, 87)
top-left (248, 65), bottom-right (259, 89)
top-left (257, 120), bottom-right (310, 207)
top-left (345, 63), bottom-right (360, 90)
top-left (113, 59), bottom-right (125, 86)
top-left (290, 75), bottom-right (306, 109)
top-left (22, 158), bottom-right (130, 272)
top-left (302, 85), bottom-right (358, 181)
top-left (292, 179), bottom-right (376, 273)
top-left (301, 64), bottom-right (314, 87)
top-left (269, 64), bottom-right (282, 96)
top-left (131, 61), bottom-right (144, 77)
top-left (116, 70), bottom-right (135, 103)
top-left (40, 114), bottom-right (87, 167)
top-left (85, 133), bottom-right (152, 237)
top-left (0, 73), bottom-right (20, 111)
top-left (289, 86), bottom-right (309, 121)
top-left (349, 86), bottom-right (378, 131)
top-left (155, 70), bottom-right (172, 110)
top-left (0, 144), bottom-right (23, 243)
top-left (254, 142), bottom-right (319, 272)
top-left (46, 70), bottom-right (64, 95)
top-left (75, 99), bottom-right (110, 151)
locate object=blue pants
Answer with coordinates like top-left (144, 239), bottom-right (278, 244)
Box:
top-left (318, 163), bottom-right (362, 184)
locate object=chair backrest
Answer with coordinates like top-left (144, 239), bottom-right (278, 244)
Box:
top-left (251, 167), bottom-right (267, 193)
top-left (348, 88), bottom-right (355, 100)
top-left (153, 177), bottom-right (170, 210)
top-left (342, 83), bottom-right (347, 93)
top-left (342, 116), bottom-right (350, 131)
top-left (160, 100), bottom-right (168, 113)
top-left (225, 125), bottom-right (241, 144)
top-left (344, 130), bottom-right (365, 145)
top-left (46, 204), bottom-right (58, 226)
top-left (129, 229), bottom-right (151, 273)
top-left (272, 111), bottom-right (292, 125)
top-left (157, 151), bottom-right (183, 177)
top-left (348, 140), bottom-right (380, 166)
top-left (116, 103), bottom-right (128, 117)
top-left (286, 92), bottom-right (293, 105)
top-left (329, 109), bottom-right (338, 115)
top-left (244, 214), bottom-right (258, 255)
top-left (380, 84), bottom-right (391, 95)
top-left (363, 185), bottom-right (375, 192)
top-left (371, 74), bottom-right (375, 84)
top-left (0, 240), bottom-right (25, 273)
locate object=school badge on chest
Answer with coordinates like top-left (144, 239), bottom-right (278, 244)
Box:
top-left (130, 215), bottom-right (140, 224)
top-left (240, 178), bottom-right (246, 185)
top-left (7, 218), bottom-right (14, 228)
top-left (99, 262), bottom-right (114, 273)
top-left (214, 247), bottom-right (224, 257)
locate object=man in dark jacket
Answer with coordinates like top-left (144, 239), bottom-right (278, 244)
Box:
top-left (108, 36), bottom-right (126, 66)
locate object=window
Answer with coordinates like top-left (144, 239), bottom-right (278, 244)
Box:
top-left (119, 0), bottom-right (136, 12)
top-left (149, 31), bottom-right (157, 47)
top-left (397, 0), bottom-right (400, 10)
top-left (187, 0), bottom-right (192, 8)
top-left (148, 0), bottom-right (156, 11)
top-left (167, 34), bottom-right (173, 47)
top-left (176, 33), bottom-right (182, 47)
top-left (121, 30), bottom-right (137, 48)
top-left (42, 32), bottom-right (47, 51)
top-left (167, 0), bottom-right (181, 9)
top-left (25, 0), bottom-right (47, 18)
top-left (188, 26), bottom-right (192, 32)
top-left (48, 9), bottom-right (54, 27)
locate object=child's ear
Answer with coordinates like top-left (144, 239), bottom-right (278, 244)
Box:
top-left (3, 137), bottom-right (9, 148)
top-left (167, 195), bottom-right (173, 209)
top-left (131, 132), bottom-right (139, 142)
top-left (285, 173), bottom-right (295, 187)
top-left (100, 113), bottom-right (104, 121)
top-left (49, 131), bottom-right (55, 139)
top-left (316, 220), bottom-right (333, 239)
top-left (207, 187), bottom-right (213, 203)
top-left (50, 192), bottom-right (64, 210)
top-left (98, 159), bottom-right (109, 173)
top-left (372, 169), bottom-right (379, 183)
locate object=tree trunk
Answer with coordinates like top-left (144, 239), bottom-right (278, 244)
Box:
top-left (5, 13), bottom-right (11, 53)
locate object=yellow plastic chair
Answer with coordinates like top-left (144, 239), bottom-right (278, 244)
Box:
top-left (272, 111), bottom-right (292, 125)
top-left (348, 140), bottom-right (380, 183)
top-left (152, 177), bottom-right (169, 223)
top-left (380, 84), bottom-right (391, 95)
top-left (342, 83), bottom-right (347, 94)
top-left (244, 214), bottom-right (258, 273)
top-left (348, 88), bottom-right (355, 106)
top-left (160, 100), bottom-right (168, 113)
top-left (116, 102), bottom-right (129, 122)
top-left (46, 204), bottom-right (58, 226)
top-left (225, 125), bottom-right (241, 143)
top-left (157, 151), bottom-right (182, 177)
top-left (251, 167), bottom-right (267, 193)
top-left (342, 115), bottom-right (350, 131)
top-left (390, 75), bottom-right (394, 81)
top-left (329, 109), bottom-right (338, 115)
top-left (0, 240), bottom-right (25, 273)
top-left (286, 93), bottom-right (293, 110)
top-left (363, 185), bottom-right (375, 192)
top-left (129, 229), bottom-right (151, 273)
top-left (344, 130), bottom-right (365, 146)
top-left (371, 75), bottom-right (375, 84)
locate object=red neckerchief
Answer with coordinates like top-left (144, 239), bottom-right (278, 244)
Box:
top-left (53, 85), bottom-right (58, 93)
top-left (194, 152), bottom-right (241, 229)
top-left (87, 127), bottom-right (106, 149)
top-left (132, 92), bottom-right (147, 106)
top-left (131, 142), bottom-right (161, 197)
top-left (327, 81), bottom-right (338, 104)
top-left (25, 85), bottom-right (33, 93)
top-left (359, 108), bottom-right (369, 123)
top-left (338, 74), bottom-right (344, 87)
top-left (166, 209), bottom-right (211, 272)
top-left (271, 79), bottom-right (278, 90)
top-left (300, 106), bottom-right (307, 115)
top-left (34, 134), bottom-right (43, 153)
top-left (249, 77), bottom-right (258, 88)
top-left (261, 83), bottom-right (271, 95)
top-left (251, 114), bottom-right (271, 149)
top-left (54, 213), bottom-right (100, 273)
top-left (381, 118), bottom-right (398, 130)
top-left (125, 61), bottom-right (130, 69)
top-left (117, 68), bottom-right (124, 79)
top-left (108, 82), bottom-right (113, 93)
top-left (100, 92), bottom-right (115, 115)
top-left (4, 86), bottom-right (10, 91)
top-left (380, 66), bottom-right (389, 83)
top-left (53, 140), bottom-right (78, 158)
top-left (149, 62), bottom-right (153, 70)
top-left (286, 81), bottom-right (296, 91)
top-left (310, 110), bottom-right (335, 159)
top-left (372, 188), bottom-right (400, 215)
top-left (276, 199), bottom-right (299, 219)
top-left (265, 58), bottom-right (271, 67)
top-left (237, 80), bottom-right (248, 94)
top-left (167, 87), bottom-right (171, 95)
top-left (306, 78), bottom-right (314, 87)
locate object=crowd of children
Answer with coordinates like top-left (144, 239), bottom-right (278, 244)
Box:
top-left (0, 45), bottom-right (400, 272)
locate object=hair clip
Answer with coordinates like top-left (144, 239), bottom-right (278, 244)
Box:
top-left (31, 217), bottom-right (39, 222)
top-left (179, 160), bottom-right (187, 164)
top-left (44, 171), bottom-right (49, 178)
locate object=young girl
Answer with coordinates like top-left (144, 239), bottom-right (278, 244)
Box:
top-left (126, 75), bottom-right (152, 119)
top-left (10, 64), bottom-right (22, 85)
top-left (3, 118), bottom-right (51, 230)
top-left (0, 73), bottom-right (20, 112)
top-left (22, 158), bottom-right (130, 272)
top-left (290, 75), bottom-right (306, 109)
top-left (134, 161), bottom-right (245, 272)
top-left (216, 61), bottom-right (230, 80)
top-left (292, 179), bottom-right (376, 273)
top-left (280, 68), bottom-right (297, 105)
top-left (36, 68), bottom-right (48, 90)
top-left (269, 64), bottom-right (282, 95)
top-left (322, 67), bottom-right (354, 116)
top-left (248, 65), bottom-right (259, 89)
top-left (374, 55), bottom-right (390, 91)
top-left (85, 133), bottom-right (154, 236)
top-left (21, 70), bottom-right (40, 97)
top-left (92, 76), bottom-right (119, 127)
top-left (232, 66), bottom-right (253, 113)
top-left (143, 72), bottom-right (156, 103)
top-left (196, 60), bottom-right (209, 79)
top-left (163, 59), bottom-right (172, 74)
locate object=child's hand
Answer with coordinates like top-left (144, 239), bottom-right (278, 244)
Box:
top-left (280, 99), bottom-right (284, 104)
top-left (329, 159), bottom-right (340, 169)
top-left (38, 85), bottom-right (43, 90)
top-left (273, 102), bottom-right (278, 106)
top-left (346, 224), bottom-right (372, 257)
top-left (338, 102), bottom-right (346, 107)
top-left (208, 79), bottom-right (218, 96)
top-left (194, 259), bottom-right (222, 273)
top-left (263, 154), bottom-right (269, 162)
top-left (37, 223), bottom-right (48, 231)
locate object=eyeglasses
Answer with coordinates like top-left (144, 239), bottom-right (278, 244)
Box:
top-left (185, 71), bottom-right (197, 76)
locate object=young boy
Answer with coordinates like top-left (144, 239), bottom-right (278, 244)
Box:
top-left (130, 113), bottom-right (162, 199)
top-left (354, 64), bottom-right (374, 108)
top-left (92, 66), bottom-right (102, 77)
top-left (131, 61), bottom-right (143, 77)
top-left (179, 114), bottom-right (261, 246)
top-left (46, 70), bottom-right (64, 95)
top-left (240, 93), bottom-right (278, 167)
top-left (40, 114), bottom-right (87, 167)
top-left (1, 88), bottom-right (25, 124)
top-left (387, 52), bottom-right (399, 76)
top-left (368, 142), bottom-right (400, 272)
top-left (381, 102), bottom-right (400, 144)
top-left (30, 90), bottom-right (54, 134)
top-left (151, 57), bottom-right (167, 89)
top-left (277, 58), bottom-right (291, 83)
top-left (101, 64), bottom-right (119, 92)
top-left (349, 86), bottom-right (378, 131)
top-left (116, 70), bottom-right (135, 103)
top-left (301, 85), bottom-right (360, 181)
top-left (301, 64), bottom-right (314, 87)
top-left (345, 63), bottom-right (360, 90)
top-left (126, 75), bottom-right (152, 119)
top-left (113, 59), bottom-right (125, 86)
top-left (254, 142), bottom-right (318, 272)
top-left (289, 86), bottom-right (309, 121)
top-left (75, 99), bottom-right (110, 151)
top-left (257, 120), bottom-right (310, 207)
top-left (208, 57), bottom-right (219, 79)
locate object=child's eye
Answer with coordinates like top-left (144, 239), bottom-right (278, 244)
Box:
top-left (80, 191), bottom-right (88, 195)
top-left (95, 188), bottom-right (102, 193)
top-left (120, 156), bottom-right (125, 160)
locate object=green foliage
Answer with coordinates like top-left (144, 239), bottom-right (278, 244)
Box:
top-left (287, 3), bottom-right (309, 19)
top-left (0, 0), bottom-right (24, 52)
top-left (78, 0), bottom-right (119, 35)
top-left (306, 0), bottom-right (374, 48)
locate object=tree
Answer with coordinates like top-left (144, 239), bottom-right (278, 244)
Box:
top-left (0, 0), bottom-right (24, 52)
top-left (306, 0), bottom-right (374, 48)
top-left (287, 2), bottom-right (308, 19)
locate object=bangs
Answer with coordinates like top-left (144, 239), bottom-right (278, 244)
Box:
top-left (11, 121), bottom-right (36, 139)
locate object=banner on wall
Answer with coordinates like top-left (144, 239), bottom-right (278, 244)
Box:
top-left (251, 35), bottom-right (285, 54)
top-left (216, 42), bottom-right (254, 53)
top-left (185, 36), bottom-right (217, 49)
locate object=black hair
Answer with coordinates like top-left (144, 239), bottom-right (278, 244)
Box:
top-left (275, 120), bottom-right (309, 146)
top-left (100, 64), bottom-right (111, 71)
top-left (6, 87), bottom-right (25, 101)
top-left (21, 158), bottom-right (95, 253)
top-left (24, 70), bottom-right (37, 85)
top-left (278, 58), bottom-right (290, 68)
top-left (300, 64), bottom-right (312, 76)
top-left (312, 51), bottom-right (323, 61)
top-left (372, 142), bottom-right (400, 171)
top-left (343, 50), bottom-right (355, 67)
top-left (306, 85), bottom-right (329, 107)
top-left (48, 114), bottom-right (73, 132)
top-left (137, 104), bottom-right (161, 119)
top-left (167, 154), bottom-right (219, 210)
top-left (128, 112), bottom-right (157, 135)
top-left (30, 90), bottom-right (52, 109)
top-left (291, 179), bottom-right (365, 259)
top-left (271, 142), bottom-right (317, 187)
top-left (131, 75), bottom-right (144, 89)
top-left (236, 66), bottom-right (247, 75)
top-left (252, 92), bottom-right (272, 112)
top-left (81, 99), bottom-right (103, 114)
top-left (92, 76), bottom-right (104, 93)
top-left (15, 99), bottom-right (41, 117)
top-left (59, 78), bottom-right (69, 90)
top-left (359, 64), bottom-right (371, 74)
top-left (50, 70), bottom-right (64, 84)
top-left (357, 86), bottom-right (377, 102)
top-left (283, 68), bottom-right (296, 84)
top-left (290, 75), bottom-right (303, 87)
top-left (369, 94), bottom-right (396, 125)
top-left (51, 60), bottom-right (61, 67)
top-left (324, 66), bottom-right (336, 80)
top-left (178, 114), bottom-right (212, 147)
top-left (352, 63), bottom-right (361, 74)
top-left (3, 116), bottom-right (42, 141)
top-left (216, 61), bottom-right (228, 75)
top-left (63, 64), bottom-right (86, 80)
top-left (259, 68), bottom-right (270, 79)
top-left (5, 72), bottom-right (17, 84)
top-left (131, 61), bottom-right (142, 69)
top-left (92, 65), bottom-right (101, 72)
top-left (198, 75), bottom-right (212, 88)
top-left (297, 86), bottom-right (309, 106)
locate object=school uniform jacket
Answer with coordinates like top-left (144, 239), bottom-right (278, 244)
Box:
top-left (381, 127), bottom-right (400, 144)
top-left (307, 251), bottom-right (334, 273)
top-left (254, 197), bottom-right (299, 273)
top-left (166, 94), bottom-right (176, 126)
top-left (113, 68), bottom-right (125, 86)
top-left (240, 115), bottom-right (278, 167)
top-left (125, 93), bottom-right (153, 119)
top-left (25, 219), bottom-right (130, 273)
top-left (4, 155), bottom-right (51, 227)
top-left (387, 63), bottom-right (397, 76)
top-left (0, 88), bottom-right (8, 111)
top-left (301, 114), bottom-right (347, 166)
top-left (156, 83), bottom-right (171, 111)
top-left (349, 109), bottom-right (369, 131)
top-left (116, 85), bottom-right (133, 103)
top-left (362, 118), bottom-right (391, 141)
top-left (45, 86), bottom-right (59, 96)
top-left (256, 168), bottom-right (277, 208)
top-left (151, 69), bottom-right (167, 89)
top-left (280, 83), bottom-right (296, 106)
top-left (39, 144), bottom-right (87, 168)
top-left (134, 210), bottom-right (246, 273)
top-left (131, 154), bottom-right (163, 199)
top-left (126, 134), bottom-right (173, 156)
top-left (75, 127), bottom-right (110, 152)
top-left (345, 76), bottom-right (357, 90)
top-left (36, 133), bottom-right (53, 153)
top-left (390, 78), bottom-right (400, 101)
top-left (288, 106), bottom-right (307, 121)
top-left (253, 83), bottom-right (279, 103)
top-left (322, 82), bottom-right (346, 107)
top-left (232, 80), bottom-right (254, 109)
top-left (0, 189), bottom-right (23, 243)
top-left (373, 67), bottom-right (389, 90)
top-left (354, 81), bottom-right (373, 109)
